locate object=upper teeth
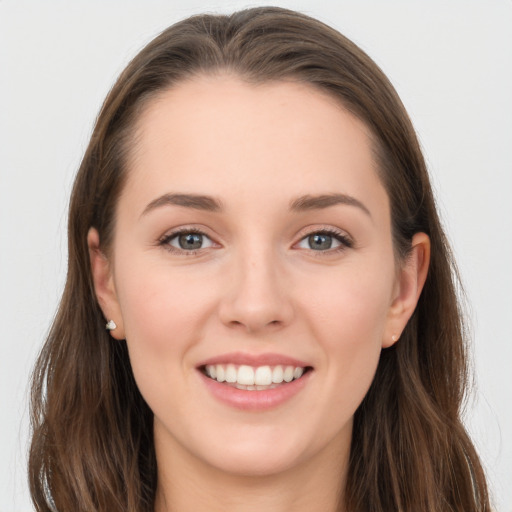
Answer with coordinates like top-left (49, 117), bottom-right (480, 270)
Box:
top-left (205, 364), bottom-right (305, 386)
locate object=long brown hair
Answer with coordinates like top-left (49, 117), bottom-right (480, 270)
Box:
top-left (29, 7), bottom-right (490, 511)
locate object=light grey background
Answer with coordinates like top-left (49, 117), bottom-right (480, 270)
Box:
top-left (1, 1), bottom-right (511, 511)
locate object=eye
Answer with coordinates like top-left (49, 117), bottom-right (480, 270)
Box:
top-left (296, 229), bottom-right (352, 252)
top-left (160, 230), bottom-right (215, 253)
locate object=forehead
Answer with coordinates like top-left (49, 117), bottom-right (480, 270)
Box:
top-left (123, 74), bottom-right (387, 215)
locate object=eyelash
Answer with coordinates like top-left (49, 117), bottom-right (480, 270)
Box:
top-left (158, 227), bottom-right (212, 256)
top-left (158, 226), bottom-right (354, 255)
top-left (299, 228), bottom-right (354, 254)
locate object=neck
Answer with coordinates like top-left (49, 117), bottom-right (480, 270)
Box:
top-left (154, 432), bottom-right (349, 512)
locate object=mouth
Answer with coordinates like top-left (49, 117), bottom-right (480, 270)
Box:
top-left (200, 364), bottom-right (312, 391)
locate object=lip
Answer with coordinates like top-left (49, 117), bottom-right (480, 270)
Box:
top-left (199, 369), bottom-right (312, 411)
top-left (197, 352), bottom-right (313, 412)
top-left (197, 351), bottom-right (311, 368)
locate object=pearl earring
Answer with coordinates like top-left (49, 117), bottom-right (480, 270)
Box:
top-left (105, 320), bottom-right (117, 331)
top-left (391, 334), bottom-right (399, 342)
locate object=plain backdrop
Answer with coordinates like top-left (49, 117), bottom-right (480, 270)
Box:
top-left (1, 1), bottom-right (511, 511)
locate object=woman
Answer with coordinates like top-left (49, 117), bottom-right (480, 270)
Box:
top-left (28, 7), bottom-right (491, 512)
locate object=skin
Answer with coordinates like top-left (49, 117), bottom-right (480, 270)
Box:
top-left (89, 75), bottom-right (430, 512)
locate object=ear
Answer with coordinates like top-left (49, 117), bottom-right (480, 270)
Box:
top-left (87, 227), bottom-right (125, 340)
top-left (383, 232), bottom-right (430, 348)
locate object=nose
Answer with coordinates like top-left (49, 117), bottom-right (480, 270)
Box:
top-left (218, 247), bottom-right (294, 334)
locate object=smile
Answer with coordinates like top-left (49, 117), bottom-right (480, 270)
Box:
top-left (203, 364), bottom-right (307, 390)
top-left (198, 355), bottom-right (313, 410)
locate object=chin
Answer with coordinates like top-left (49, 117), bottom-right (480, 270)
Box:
top-left (205, 444), bottom-right (306, 478)
top-left (191, 421), bottom-right (333, 478)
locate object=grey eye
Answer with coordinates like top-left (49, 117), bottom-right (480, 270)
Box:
top-left (308, 233), bottom-right (334, 250)
top-left (168, 232), bottom-right (214, 251)
top-left (296, 231), bottom-right (345, 251)
top-left (179, 233), bottom-right (203, 250)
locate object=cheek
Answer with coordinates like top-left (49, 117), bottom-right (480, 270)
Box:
top-left (301, 265), bottom-right (393, 411)
top-left (113, 260), bottom-right (219, 389)
top-left (117, 262), bottom-right (213, 342)
top-left (306, 263), bottom-right (393, 347)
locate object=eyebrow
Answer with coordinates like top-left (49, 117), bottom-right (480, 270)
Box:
top-left (141, 193), bottom-right (223, 217)
top-left (290, 193), bottom-right (371, 217)
top-left (140, 192), bottom-right (371, 218)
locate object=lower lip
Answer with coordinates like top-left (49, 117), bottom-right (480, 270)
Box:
top-left (199, 370), bottom-right (312, 411)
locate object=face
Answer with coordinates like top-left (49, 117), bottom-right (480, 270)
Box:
top-left (91, 75), bottom-right (423, 479)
